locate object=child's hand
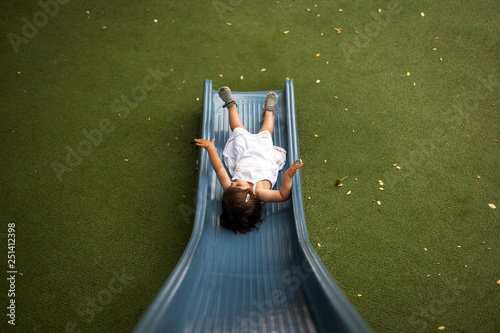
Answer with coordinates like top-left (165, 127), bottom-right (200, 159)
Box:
top-left (194, 138), bottom-right (215, 150)
top-left (285, 159), bottom-right (304, 178)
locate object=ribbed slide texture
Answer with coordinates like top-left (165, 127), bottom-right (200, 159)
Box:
top-left (134, 80), bottom-right (370, 333)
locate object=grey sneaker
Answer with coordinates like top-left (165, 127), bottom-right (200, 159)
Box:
top-left (218, 86), bottom-right (236, 109)
top-left (261, 92), bottom-right (278, 117)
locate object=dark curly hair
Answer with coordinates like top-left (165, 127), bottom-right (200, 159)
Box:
top-left (220, 186), bottom-right (262, 233)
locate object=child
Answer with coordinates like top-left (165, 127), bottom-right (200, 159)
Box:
top-left (195, 86), bottom-right (303, 233)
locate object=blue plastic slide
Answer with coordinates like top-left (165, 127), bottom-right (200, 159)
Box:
top-left (134, 80), bottom-right (371, 333)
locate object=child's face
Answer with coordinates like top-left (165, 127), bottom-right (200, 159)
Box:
top-left (231, 180), bottom-right (252, 192)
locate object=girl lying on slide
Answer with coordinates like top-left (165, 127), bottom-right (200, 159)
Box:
top-left (195, 86), bottom-right (303, 234)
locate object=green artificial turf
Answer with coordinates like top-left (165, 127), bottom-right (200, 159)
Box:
top-left (1, 0), bottom-right (498, 332)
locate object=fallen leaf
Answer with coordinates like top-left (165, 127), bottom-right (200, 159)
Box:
top-left (316, 53), bottom-right (320, 57)
top-left (346, 191), bottom-right (351, 195)
top-left (377, 201), bottom-right (382, 205)
top-left (438, 326), bottom-right (445, 331)
top-left (336, 176), bottom-right (348, 186)
top-left (488, 203), bottom-right (496, 209)
top-left (283, 30), bottom-right (290, 34)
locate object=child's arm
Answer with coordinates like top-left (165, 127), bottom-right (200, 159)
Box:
top-left (256, 159), bottom-right (304, 202)
top-left (195, 139), bottom-right (232, 190)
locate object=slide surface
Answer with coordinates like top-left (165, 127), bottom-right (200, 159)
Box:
top-left (134, 80), bottom-right (370, 333)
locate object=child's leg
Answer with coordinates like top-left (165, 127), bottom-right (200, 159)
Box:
top-left (228, 104), bottom-right (245, 131)
top-left (258, 92), bottom-right (278, 135)
top-left (259, 110), bottom-right (274, 135)
top-left (219, 86), bottom-right (245, 131)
